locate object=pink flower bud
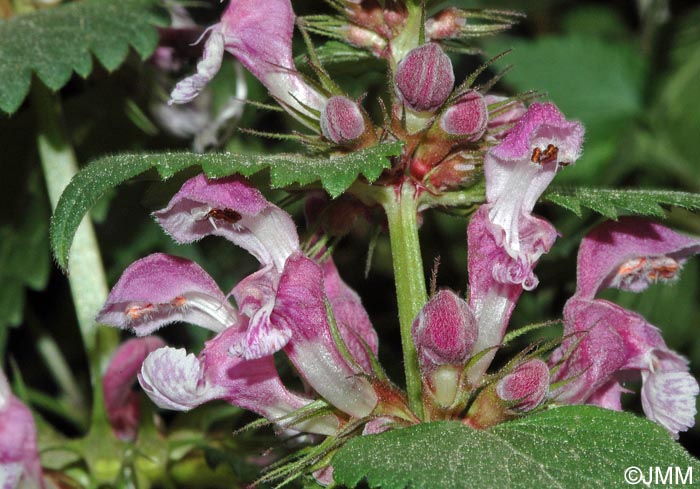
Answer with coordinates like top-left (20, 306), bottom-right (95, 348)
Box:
top-left (395, 44), bottom-right (454, 112)
top-left (439, 90), bottom-right (488, 139)
top-left (412, 289), bottom-right (476, 372)
top-left (496, 359), bottom-right (550, 412)
top-left (320, 96), bottom-right (366, 145)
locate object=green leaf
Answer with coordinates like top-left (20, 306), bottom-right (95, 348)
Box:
top-left (543, 187), bottom-right (700, 219)
top-left (51, 143), bottom-right (402, 269)
top-left (0, 0), bottom-right (165, 114)
top-left (333, 406), bottom-right (700, 489)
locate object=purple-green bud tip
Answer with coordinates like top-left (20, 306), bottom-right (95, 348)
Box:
top-left (412, 289), bottom-right (476, 372)
top-left (440, 89), bottom-right (488, 139)
top-left (395, 43), bottom-right (455, 113)
top-left (496, 359), bottom-right (550, 412)
top-left (320, 96), bottom-right (366, 145)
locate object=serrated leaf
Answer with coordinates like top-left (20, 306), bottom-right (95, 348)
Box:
top-left (543, 187), bottom-right (700, 219)
top-left (333, 406), bottom-right (700, 489)
top-left (51, 143), bottom-right (402, 269)
top-left (0, 0), bottom-right (165, 114)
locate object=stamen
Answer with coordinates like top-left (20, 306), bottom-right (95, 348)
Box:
top-left (126, 303), bottom-right (156, 321)
top-left (541, 144), bottom-right (558, 164)
top-left (613, 256), bottom-right (681, 288)
top-left (170, 296), bottom-right (187, 308)
top-left (531, 144), bottom-right (559, 165)
top-left (205, 208), bottom-right (243, 224)
top-left (618, 257), bottom-right (647, 276)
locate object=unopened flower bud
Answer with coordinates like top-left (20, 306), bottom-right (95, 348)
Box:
top-left (412, 289), bottom-right (476, 372)
top-left (496, 359), bottom-right (550, 412)
top-left (440, 90), bottom-right (488, 140)
top-left (395, 43), bottom-right (454, 113)
top-left (320, 96), bottom-right (366, 145)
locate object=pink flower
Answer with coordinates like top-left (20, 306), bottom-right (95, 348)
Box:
top-left (483, 102), bottom-right (584, 290)
top-left (1, 369), bottom-right (44, 489)
top-left (170, 0), bottom-right (326, 125)
top-left (464, 207), bottom-right (530, 383)
top-left (103, 337), bottom-right (166, 441)
top-left (98, 175), bottom-right (379, 433)
top-left (551, 217), bottom-right (700, 438)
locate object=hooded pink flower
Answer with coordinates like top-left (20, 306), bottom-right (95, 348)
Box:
top-left (98, 174), bottom-right (379, 433)
top-left (170, 0), bottom-right (326, 125)
top-left (1, 370), bottom-right (44, 489)
top-left (483, 102), bottom-right (584, 290)
top-left (551, 217), bottom-right (700, 438)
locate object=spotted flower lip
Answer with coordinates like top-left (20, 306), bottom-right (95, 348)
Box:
top-left (100, 173), bottom-right (380, 435)
top-left (551, 218), bottom-right (700, 438)
top-left (137, 326), bottom-right (339, 436)
top-left (170, 0), bottom-right (326, 124)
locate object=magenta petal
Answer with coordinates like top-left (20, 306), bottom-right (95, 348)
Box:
top-left (275, 254), bottom-right (378, 418)
top-left (412, 289), bottom-right (476, 372)
top-left (550, 299), bottom-right (627, 404)
top-left (103, 337), bottom-right (166, 441)
top-left (169, 28), bottom-right (225, 104)
top-left (1, 371), bottom-right (44, 489)
top-left (586, 380), bottom-right (626, 411)
top-left (496, 359), bottom-right (550, 412)
top-left (322, 259), bottom-right (378, 373)
top-left (484, 103), bottom-right (582, 266)
top-left (154, 174), bottom-right (300, 271)
top-left (231, 266), bottom-right (292, 359)
top-left (204, 327), bottom-right (339, 435)
top-left (97, 253), bottom-right (237, 336)
top-left (219, 0), bottom-right (326, 117)
top-left (466, 207), bottom-right (526, 383)
top-left (488, 102), bottom-right (584, 166)
top-left (575, 217), bottom-right (700, 299)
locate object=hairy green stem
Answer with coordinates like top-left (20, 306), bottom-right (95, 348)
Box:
top-left (383, 183), bottom-right (427, 419)
top-left (32, 81), bottom-right (118, 422)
